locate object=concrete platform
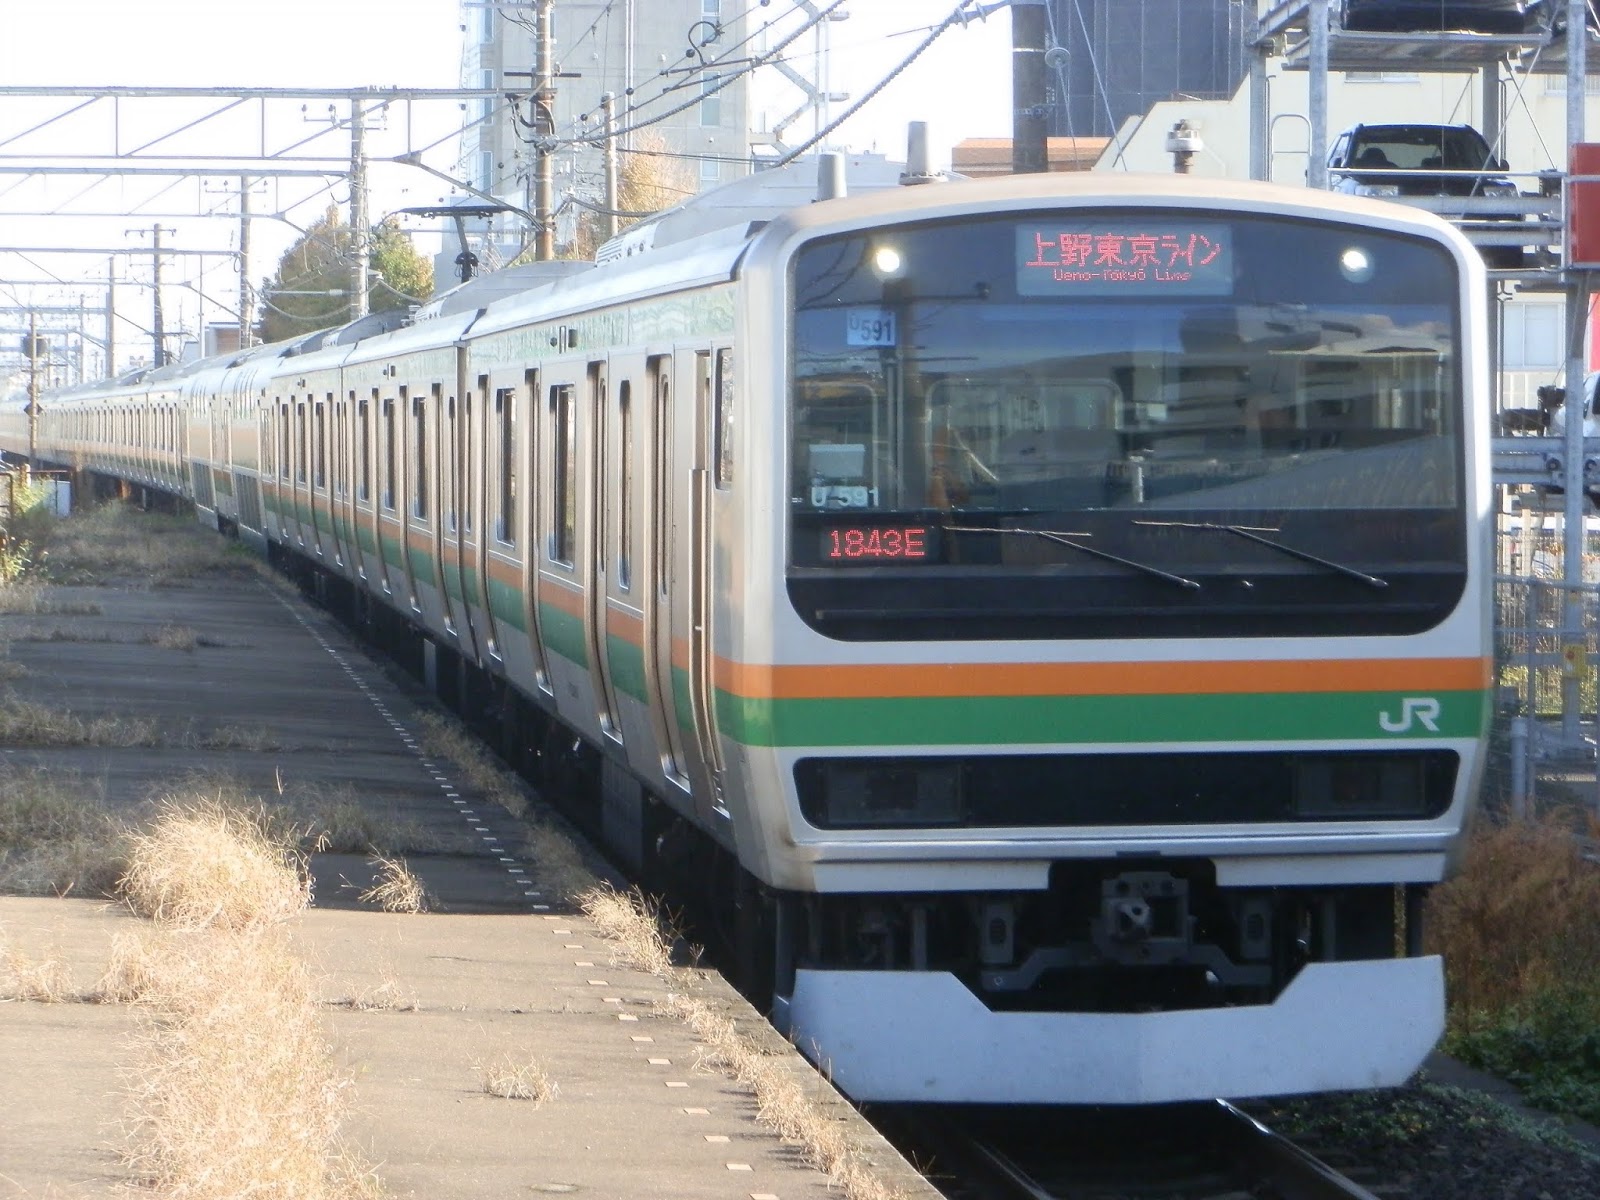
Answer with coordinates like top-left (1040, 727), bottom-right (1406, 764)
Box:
top-left (0, 575), bottom-right (940, 1200)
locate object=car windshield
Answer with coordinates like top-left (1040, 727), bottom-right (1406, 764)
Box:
top-left (1348, 128), bottom-right (1497, 172)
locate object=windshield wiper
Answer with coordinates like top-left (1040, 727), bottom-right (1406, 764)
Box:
top-left (946, 524), bottom-right (1201, 590)
top-left (1132, 521), bottom-right (1388, 589)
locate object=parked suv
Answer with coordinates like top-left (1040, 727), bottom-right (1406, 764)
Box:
top-left (1327, 123), bottom-right (1525, 265)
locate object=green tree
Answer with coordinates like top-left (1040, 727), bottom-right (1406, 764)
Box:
top-left (259, 207), bottom-right (433, 343)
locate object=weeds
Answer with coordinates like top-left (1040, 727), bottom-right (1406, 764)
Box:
top-left (118, 792), bottom-right (312, 931)
top-left (39, 503), bottom-right (252, 586)
top-left (578, 882), bottom-right (898, 1200)
top-left (119, 792), bottom-right (381, 1198)
top-left (0, 943), bottom-right (74, 1001)
top-left (148, 624), bottom-right (199, 652)
top-left (414, 710), bottom-right (527, 818)
top-left (0, 694), bottom-right (160, 748)
top-left (1428, 810), bottom-right (1600, 1126)
top-left (578, 883), bottom-right (677, 976)
top-left (0, 766), bottom-right (126, 897)
top-left (358, 855), bottom-right (428, 913)
top-left (478, 1051), bottom-right (558, 1104)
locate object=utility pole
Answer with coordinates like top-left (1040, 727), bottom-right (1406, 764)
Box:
top-left (1011, 0), bottom-right (1049, 174)
top-left (239, 174), bottom-right (255, 347)
top-left (25, 311), bottom-right (41, 474)
top-left (151, 225), bottom-right (168, 366)
top-left (534, 0), bottom-right (556, 260)
top-left (105, 256), bottom-right (116, 378)
top-left (350, 107), bottom-right (370, 319)
top-left (601, 91), bottom-right (620, 242)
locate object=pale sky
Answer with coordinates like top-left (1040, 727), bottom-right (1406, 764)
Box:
top-left (0, 0), bottom-right (1011, 367)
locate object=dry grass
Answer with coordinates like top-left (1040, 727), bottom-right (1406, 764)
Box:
top-left (578, 883), bottom-right (676, 976)
top-left (336, 973), bottom-right (420, 1013)
top-left (414, 710), bottom-right (527, 818)
top-left (0, 578), bottom-right (48, 614)
top-left (358, 855), bottom-right (428, 913)
top-left (40, 503), bottom-right (254, 587)
top-left (118, 792), bottom-right (312, 931)
top-left (184, 722), bottom-right (281, 752)
top-left (1427, 810), bottom-right (1600, 1023)
top-left (117, 791), bottom-right (382, 1198)
top-left (522, 817), bottom-right (596, 902)
top-left (93, 929), bottom-right (162, 1004)
top-left (0, 655), bottom-right (25, 681)
top-left (147, 624), bottom-right (199, 652)
top-left (124, 930), bottom-right (383, 1199)
top-left (0, 695), bottom-right (160, 748)
top-left (477, 1051), bottom-right (557, 1104)
top-left (3, 625), bottom-right (117, 643)
top-left (0, 942), bottom-right (75, 1001)
top-left (577, 882), bottom-right (898, 1200)
top-left (0, 766), bottom-right (127, 897)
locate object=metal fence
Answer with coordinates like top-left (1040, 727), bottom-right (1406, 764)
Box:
top-left (1491, 513), bottom-right (1600, 813)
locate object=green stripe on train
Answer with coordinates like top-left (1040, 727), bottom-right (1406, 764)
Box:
top-left (538, 602), bottom-right (587, 667)
top-left (712, 688), bottom-right (1491, 749)
top-left (488, 575), bottom-right (527, 633)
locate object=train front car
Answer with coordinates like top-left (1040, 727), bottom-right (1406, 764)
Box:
top-left (732, 175), bottom-right (1490, 1106)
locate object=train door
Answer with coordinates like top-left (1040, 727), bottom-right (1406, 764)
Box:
top-left (470, 374), bottom-right (502, 662)
top-left (645, 354), bottom-right (692, 791)
top-left (311, 394), bottom-right (329, 560)
top-left (436, 385), bottom-right (465, 641)
top-left (517, 371), bottom-right (551, 690)
top-left (451, 376), bottom-right (482, 659)
top-left (585, 360), bottom-right (622, 741)
top-left (686, 350), bottom-right (727, 817)
top-left (378, 391), bottom-right (408, 603)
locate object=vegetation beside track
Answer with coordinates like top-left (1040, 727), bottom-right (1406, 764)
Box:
top-left (1427, 809), bottom-right (1600, 1124)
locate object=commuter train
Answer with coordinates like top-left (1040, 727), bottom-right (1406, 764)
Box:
top-left (0, 159), bottom-right (1492, 1105)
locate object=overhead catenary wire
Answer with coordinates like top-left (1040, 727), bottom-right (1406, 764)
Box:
top-left (550, 0), bottom-right (850, 148)
top-left (773, 0), bottom-right (979, 165)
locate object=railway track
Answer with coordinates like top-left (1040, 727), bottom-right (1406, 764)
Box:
top-left (886, 1100), bottom-right (1386, 1200)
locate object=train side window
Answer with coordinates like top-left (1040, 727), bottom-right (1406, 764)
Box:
top-left (411, 391), bottom-right (429, 519)
top-left (279, 403), bottom-right (290, 479)
top-left (462, 392), bottom-right (474, 535)
top-left (550, 383), bottom-right (575, 565)
top-left (358, 392), bottom-right (373, 502)
top-left (314, 399), bottom-right (327, 490)
top-left (495, 386), bottom-right (515, 545)
top-left (714, 348), bottom-right (734, 488)
top-left (382, 397), bottom-right (397, 510)
top-left (446, 394), bottom-right (458, 533)
top-left (295, 402), bottom-right (307, 484)
top-left (619, 380), bottom-right (633, 590)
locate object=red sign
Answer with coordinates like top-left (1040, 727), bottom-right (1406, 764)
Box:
top-left (1570, 144), bottom-right (1600, 268)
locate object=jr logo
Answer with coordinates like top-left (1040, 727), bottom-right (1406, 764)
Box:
top-left (1379, 697), bottom-right (1441, 733)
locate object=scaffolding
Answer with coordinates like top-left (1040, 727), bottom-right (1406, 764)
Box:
top-left (1257, 0), bottom-right (1600, 793)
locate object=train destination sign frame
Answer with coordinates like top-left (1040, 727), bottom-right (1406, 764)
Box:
top-left (1016, 220), bottom-right (1233, 297)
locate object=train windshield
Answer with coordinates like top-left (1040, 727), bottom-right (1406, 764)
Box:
top-left (786, 208), bottom-right (1466, 641)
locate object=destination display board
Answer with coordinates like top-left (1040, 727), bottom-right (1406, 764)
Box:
top-left (1015, 220), bottom-right (1233, 297)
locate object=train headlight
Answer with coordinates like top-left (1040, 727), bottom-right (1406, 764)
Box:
top-left (1338, 245), bottom-right (1376, 282)
top-left (1292, 754), bottom-right (1441, 819)
top-left (795, 758), bottom-right (963, 828)
top-left (871, 245), bottom-right (904, 277)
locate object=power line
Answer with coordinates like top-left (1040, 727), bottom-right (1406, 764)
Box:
top-left (554, 0), bottom-right (849, 148)
top-left (775, 0), bottom-right (978, 164)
